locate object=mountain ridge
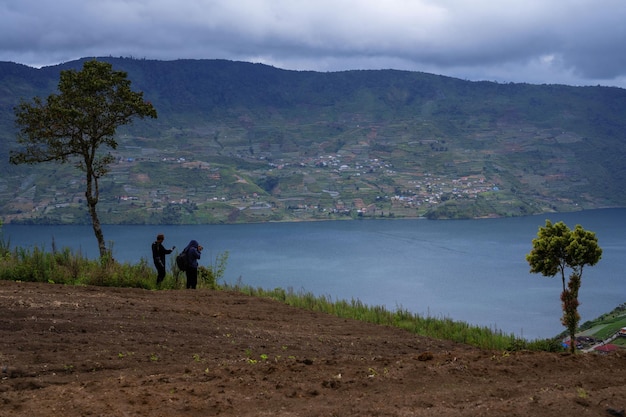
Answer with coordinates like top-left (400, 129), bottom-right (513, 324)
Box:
top-left (1, 57), bottom-right (625, 224)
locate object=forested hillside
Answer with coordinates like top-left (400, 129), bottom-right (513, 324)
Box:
top-left (1, 57), bottom-right (626, 224)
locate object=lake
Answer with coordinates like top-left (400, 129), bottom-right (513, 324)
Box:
top-left (3, 208), bottom-right (625, 340)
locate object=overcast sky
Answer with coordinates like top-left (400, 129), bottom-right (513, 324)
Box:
top-left (2, 0), bottom-right (625, 88)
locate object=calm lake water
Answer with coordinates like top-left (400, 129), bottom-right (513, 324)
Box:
top-left (3, 208), bottom-right (625, 340)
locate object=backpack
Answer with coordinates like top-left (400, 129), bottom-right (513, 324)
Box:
top-left (176, 250), bottom-right (189, 271)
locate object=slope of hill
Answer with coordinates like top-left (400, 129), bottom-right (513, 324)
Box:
top-left (1, 58), bottom-right (626, 224)
top-left (1, 280), bottom-right (625, 416)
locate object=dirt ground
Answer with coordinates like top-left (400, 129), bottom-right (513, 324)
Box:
top-left (1, 280), bottom-right (625, 417)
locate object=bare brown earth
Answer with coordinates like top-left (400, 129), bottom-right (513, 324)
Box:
top-left (1, 280), bottom-right (625, 417)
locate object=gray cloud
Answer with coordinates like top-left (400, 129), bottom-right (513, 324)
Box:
top-left (1, 0), bottom-right (625, 88)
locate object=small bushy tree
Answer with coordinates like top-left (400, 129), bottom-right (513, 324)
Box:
top-left (526, 220), bottom-right (602, 352)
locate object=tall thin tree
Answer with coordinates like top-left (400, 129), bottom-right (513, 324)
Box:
top-left (10, 60), bottom-right (157, 258)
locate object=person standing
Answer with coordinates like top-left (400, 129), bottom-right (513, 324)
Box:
top-left (152, 234), bottom-right (175, 286)
top-left (183, 239), bottom-right (203, 289)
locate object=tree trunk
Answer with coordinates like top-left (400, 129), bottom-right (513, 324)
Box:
top-left (561, 273), bottom-right (581, 354)
top-left (88, 199), bottom-right (107, 258)
top-left (85, 171), bottom-right (107, 259)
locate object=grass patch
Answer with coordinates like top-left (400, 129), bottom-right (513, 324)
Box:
top-left (224, 284), bottom-right (560, 352)
top-left (577, 303), bottom-right (626, 340)
top-left (0, 237), bottom-right (562, 352)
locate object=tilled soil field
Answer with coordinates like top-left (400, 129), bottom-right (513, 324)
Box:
top-left (1, 280), bottom-right (625, 416)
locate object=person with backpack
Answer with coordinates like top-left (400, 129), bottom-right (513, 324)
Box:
top-left (182, 239), bottom-right (203, 289)
top-left (151, 234), bottom-right (175, 286)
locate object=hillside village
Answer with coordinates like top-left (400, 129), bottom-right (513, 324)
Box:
top-left (6, 141), bottom-right (509, 225)
top-left (3, 128), bottom-right (513, 225)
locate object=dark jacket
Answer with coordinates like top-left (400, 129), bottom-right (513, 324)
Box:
top-left (183, 240), bottom-right (201, 269)
top-left (152, 241), bottom-right (173, 267)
